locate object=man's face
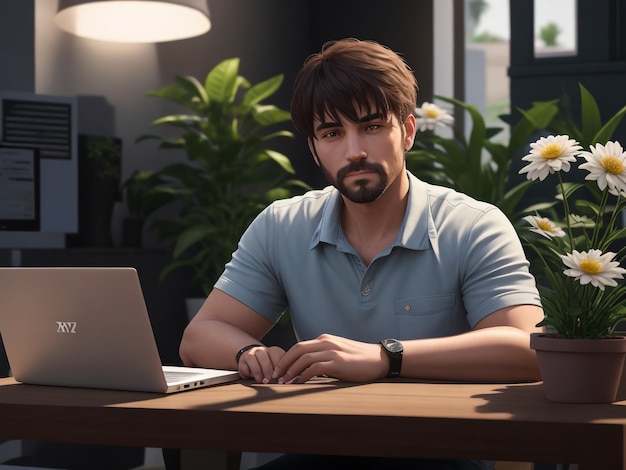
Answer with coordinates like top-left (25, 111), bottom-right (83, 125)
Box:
top-left (309, 110), bottom-right (415, 203)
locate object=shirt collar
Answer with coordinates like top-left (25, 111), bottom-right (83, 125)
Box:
top-left (310, 171), bottom-right (433, 252)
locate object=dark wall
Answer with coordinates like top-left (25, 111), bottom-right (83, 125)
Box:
top-left (308, 0), bottom-right (434, 101)
top-left (509, 0), bottom-right (626, 138)
top-left (0, 0), bottom-right (34, 92)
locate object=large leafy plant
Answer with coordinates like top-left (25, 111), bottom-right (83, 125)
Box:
top-left (138, 58), bottom-right (309, 295)
top-left (407, 96), bottom-right (559, 223)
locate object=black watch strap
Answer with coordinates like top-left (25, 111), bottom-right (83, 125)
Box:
top-left (380, 338), bottom-right (403, 378)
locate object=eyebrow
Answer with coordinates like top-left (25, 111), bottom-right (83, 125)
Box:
top-left (315, 112), bottom-right (383, 132)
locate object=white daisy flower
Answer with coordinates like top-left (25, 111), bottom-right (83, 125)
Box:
top-left (579, 141), bottom-right (626, 194)
top-left (414, 102), bottom-right (454, 132)
top-left (523, 215), bottom-right (566, 239)
top-left (560, 249), bottom-right (626, 291)
top-left (518, 135), bottom-right (582, 181)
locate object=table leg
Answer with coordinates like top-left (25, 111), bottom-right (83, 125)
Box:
top-left (181, 449), bottom-right (241, 470)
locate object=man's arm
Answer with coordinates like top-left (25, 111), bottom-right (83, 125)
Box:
top-left (400, 304), bottom-right (544, 382)
top-left (179, 288), bottom-right (285, 383)
top-left (271, 305), bottom-right (545, 384)
top-left (181, 291), bottom-right (544, 384)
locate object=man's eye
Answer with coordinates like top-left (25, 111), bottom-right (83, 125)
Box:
top-left (367, 124), bottom-right (381, 131)
top-left (323, 130), bottom-right (339, 138)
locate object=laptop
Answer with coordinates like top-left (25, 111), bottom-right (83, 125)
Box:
top-left (0, 267), bottom-right (240, 393)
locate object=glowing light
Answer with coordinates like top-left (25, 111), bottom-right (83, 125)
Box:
top-left (55, 1), bottom-right (211, 43)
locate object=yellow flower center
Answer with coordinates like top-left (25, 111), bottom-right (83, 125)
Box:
top-left (601, 155), bottom-right (625, 175)
top-left (536, 219), bottom-right (553, 231)
top-left (579, 258), bottom-right (602, 275)
top-left (539, 143), bottom-right (564, 160)
top-left (425, 108), bottom-right (439, 119)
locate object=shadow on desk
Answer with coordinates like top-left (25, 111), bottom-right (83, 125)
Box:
top-left (472, 381), bottom-right (626, 419)
top-left (473, 381), bottom-right (626, 470)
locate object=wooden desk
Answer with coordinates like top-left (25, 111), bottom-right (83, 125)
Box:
top-left (0, 376), bottom-right (625, 469)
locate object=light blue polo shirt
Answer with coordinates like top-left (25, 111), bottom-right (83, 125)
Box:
top-left (215, 171), bottom-right (541, 343)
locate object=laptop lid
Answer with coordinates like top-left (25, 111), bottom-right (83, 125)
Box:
top-left (0, 267), bottom-right (239, 393)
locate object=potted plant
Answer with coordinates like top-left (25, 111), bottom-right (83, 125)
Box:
top-left (67, 135), bottom-right (122, 247)
top-left (518, 84), bottom-right (626, 403)
top-left (137, 58), bottom-right (309, 306)
top-left (119, 170), bottom-right (171, 247)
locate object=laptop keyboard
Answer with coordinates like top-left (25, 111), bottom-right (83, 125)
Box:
top-left (164, 370), bottom-right (205, 383)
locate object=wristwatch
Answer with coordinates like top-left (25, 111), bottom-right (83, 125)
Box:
top-left (380, 338), bottom-right (403, 378)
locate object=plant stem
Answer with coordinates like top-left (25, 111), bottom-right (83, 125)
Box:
top-left (591, 188), bottom-right (609, 249)
top-left (557, 172), bottom-right (575, 249)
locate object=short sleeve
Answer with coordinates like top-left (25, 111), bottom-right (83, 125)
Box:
top-left (458, 206), bottom-right (541, 327)
top-left (214, 205), bottom-right (288, 324)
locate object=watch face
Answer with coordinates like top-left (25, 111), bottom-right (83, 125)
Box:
top-left (382, 338), bottom-right (403, 353)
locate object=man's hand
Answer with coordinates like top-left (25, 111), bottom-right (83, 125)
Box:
top-left (271, 333), bottom-right (388, 384)
top-left (238, 345), bottom-right (286, 384)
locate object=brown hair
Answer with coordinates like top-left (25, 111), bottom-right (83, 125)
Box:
top-left (290, 38), bottom-right (419, 139)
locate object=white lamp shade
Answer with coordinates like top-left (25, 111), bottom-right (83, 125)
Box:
top-left (55, 0), bottom-right (211, 43)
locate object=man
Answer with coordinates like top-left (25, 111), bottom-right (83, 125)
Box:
top-left (179, 39), bottom-right (544, 470)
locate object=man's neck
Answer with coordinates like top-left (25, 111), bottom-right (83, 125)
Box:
top-left (340, 173), bottom-right (410, 265)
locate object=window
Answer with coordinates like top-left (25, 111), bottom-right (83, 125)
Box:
top-left (534, 0), bottom-right (578, 58)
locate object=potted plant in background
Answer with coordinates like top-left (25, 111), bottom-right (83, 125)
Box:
top-left (67, 135), bottom-right (122, 248)
top-left (518, 84), bottom-right (626, 403)
top-left (137, 58), bottom-right (309, 318)
top-left (407, 95), bottom-right (560, 224)
top-left (119, 169), bottom-right (171, 247)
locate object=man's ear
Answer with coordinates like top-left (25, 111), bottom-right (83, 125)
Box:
top-left (308, 138), bottom-right (321, 167)
top-left (403, 114), bottom-right (417, 151)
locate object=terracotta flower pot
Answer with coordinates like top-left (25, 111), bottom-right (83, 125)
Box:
top-left (530, 333), bottom-right (626, 403)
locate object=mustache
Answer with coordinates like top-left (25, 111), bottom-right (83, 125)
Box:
top-left (336, 161), bottom-right (383, 180)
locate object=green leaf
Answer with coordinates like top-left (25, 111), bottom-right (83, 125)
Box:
top-left (242, 75), bottom-right (284, 108)
top-left (146, 76), bottom-right (207, 108)
top-left (253, 105), bottom-right (292, 127)
top-left (579, 83), bottom-right (602, 142)
top-left (176, 75), bottom-right (208, 105)
top-left (205, 58), bottom-right (241, 103)
top-left (435, 95), bottom-right (485, 172)
top-left (263, 149), bottom-right (295, 173)
top-left (509, 100), bottom-right (559, 152)
top-left (592, 104), bottom-right (626, 144)
top-left (498, 180), bottom-right (533, 217)
top-left (173, 225), bottom-right (214, 258)
top-left (151, 114), bottom-right (205, 127)
top-left (261, 130), bottom-right (295, 142)
top-left (135, 133), bottom-right (164, 144)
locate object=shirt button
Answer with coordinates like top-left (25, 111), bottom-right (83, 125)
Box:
top-left (362, 285), bottom-right (371, 295)
top-left (405, 305), bottom-right (411, 311)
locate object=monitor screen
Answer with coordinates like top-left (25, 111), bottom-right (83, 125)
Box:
top-left (0, 145), bottom-right (40, 231)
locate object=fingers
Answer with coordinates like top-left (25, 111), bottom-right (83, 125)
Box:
top-left (272, 334), bottom-right (384, 384)
top-left (273, 339), bottom-right (341, 383)
top-left (238, 345), bottom-right (285, 383)
top-left (239, 334), bottom-right (378, 384)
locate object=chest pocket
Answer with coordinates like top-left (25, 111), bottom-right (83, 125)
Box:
top-left (394, 294), bottom-right (458, 338)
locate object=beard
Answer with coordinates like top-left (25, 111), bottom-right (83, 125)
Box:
top-left (321, 160), bottom-right (389, 203)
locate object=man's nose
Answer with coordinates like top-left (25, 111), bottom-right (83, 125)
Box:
top-left (345, 134), bottom-right (367, 161)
